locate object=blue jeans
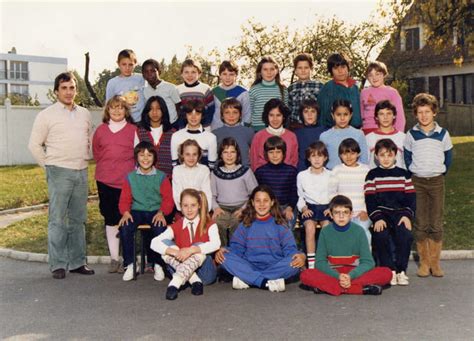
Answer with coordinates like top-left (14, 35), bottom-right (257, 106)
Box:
top-left (120, 210), bottom-right (166, 267)
top-left (45, 166), bottom-right (88, 271)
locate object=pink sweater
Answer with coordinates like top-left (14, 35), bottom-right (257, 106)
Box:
top-left (360, 86), bottom-right (406, 132)
top-left (250, 129), bottom-right (298, 171)
top-left (92, 123), bottom-right (136, 189)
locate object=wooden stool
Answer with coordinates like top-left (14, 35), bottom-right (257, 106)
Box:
top-left (133, 224), bottom-right (151, 280)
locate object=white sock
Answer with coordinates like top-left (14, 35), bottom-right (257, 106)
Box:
top-left (106, 225), bottom-right (120, 260)
top-left (188, 272), bottom-right (202, 284)
top-left (169, 273), bottom-right (184, 288)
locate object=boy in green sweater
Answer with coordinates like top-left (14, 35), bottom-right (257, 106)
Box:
top-left (118, 141), bottom-right (175, 281)
top-left (300, 195), bottom-right (392, 295)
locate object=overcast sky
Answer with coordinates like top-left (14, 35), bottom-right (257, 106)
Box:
top-left (1, 0), bottom-right (379, 79)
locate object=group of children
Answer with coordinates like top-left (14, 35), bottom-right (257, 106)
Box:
top-left (91, 48), bottom-right (453, 300)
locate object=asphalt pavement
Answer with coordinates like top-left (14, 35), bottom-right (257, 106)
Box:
top-left (1, 257), bottom-right (473, 340)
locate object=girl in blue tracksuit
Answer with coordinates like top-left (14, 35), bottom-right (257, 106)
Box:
top-left (215, 185), bottom-right (305, 292)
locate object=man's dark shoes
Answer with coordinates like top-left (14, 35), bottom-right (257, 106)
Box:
top-left (299, 283), bottom-right (323, 294)
top-left (191, 282), bottom-right (204, 296)
top-left (362, 285), bottom-right (382, 295)
top-left (166, 286), bottom-right (179, 300)
top-left (52, 268), bottom-right (66, 279)
top-left (70, 265), bottom-right (95, 275)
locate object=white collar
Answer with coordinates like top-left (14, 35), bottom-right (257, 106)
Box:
top-left (183, 216), bottom-right (200, 229)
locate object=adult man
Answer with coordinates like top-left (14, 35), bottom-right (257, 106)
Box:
top-left (29, 72), bottom-right (94, 279)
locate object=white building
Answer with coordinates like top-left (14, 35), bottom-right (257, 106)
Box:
top-left (0, 48), bottom-right (67, 105)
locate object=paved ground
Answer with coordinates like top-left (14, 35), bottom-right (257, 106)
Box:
top-left (0, 210), bottom-right (46, 229)
top-left (1, 257), bottom-right (473, 340)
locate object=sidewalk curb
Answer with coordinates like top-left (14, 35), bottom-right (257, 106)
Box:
top-left (1, 247), bottom-right (473, 264)
top-left (0, 195), bottom-right (98, 216)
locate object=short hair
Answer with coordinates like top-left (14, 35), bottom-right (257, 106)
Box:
top-left (329, 195), bottom-right (353, 212)
top-left (178, 139), bottom-right (202, 163)
top-left (331, 99), bottom-right (353, 114)
top-left (220, 97), bottom-right (242, 121)
top-left (54, 72), bottom-right (77, 92)
top-left (134, 141), bottom-right (157, 164)
top-left (103, 95), bottom-right (133, 124)
top-left (182, 99), bottom-right (205, 114)
top-left (218, 60), bottom-right (239, 74)
top-left (262, 98), bottom-right (290, 127)
top-left (305, 141), bottom-right (328, 163)
top-left (374, 100), bottom-right (397, 121)
top-left (365, 61), bottom-right (388, 77)
top-left (140, 96), bottom-right (172, 132)
top-left (217, 137), bottom-right (242, 167)
top-left (181, 58), bottom-right (202, 74)
top-left (327, 53), bottom-right (350, 75)
top-left (338, 138), bottom-right (361, 155)
top-left (375, 138), bottom-right (398, 155)
top-left (299, 98), bottom-right (320, 124)
top-left (264, 136), bottom-right (287, 160)
top-left (142, 58), bottom-right (161, 74)
top-left (412, 93), bottom-right (438, 115)
top-left (293, 53), bottom-right (314, 69)
top-left (117, 49), bottom-right (137, 64)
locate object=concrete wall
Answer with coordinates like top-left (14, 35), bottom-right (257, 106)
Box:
top-left (0, 101), bottom-right (103, 166)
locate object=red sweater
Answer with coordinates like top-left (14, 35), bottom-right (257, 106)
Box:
top-left (92, 123), bottom-right (136, 189)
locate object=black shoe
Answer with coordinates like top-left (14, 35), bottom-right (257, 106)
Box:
top-left (299, 283), bottom-right (323, 294)
top-left (166, 286), bottom-right (179, 300)
top-left (191, 282), bottom-right (204, 296)
top-left (362, 285), bottom-right (382, 295)
top-left (52, 268), bottom-right (66, 279)
top-left (70, 265), bottom-right (95, 275)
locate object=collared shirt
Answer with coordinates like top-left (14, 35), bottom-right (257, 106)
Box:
top-left (28, 101), bottom-right (91, 169)
top-left (150, 217), bottom-right (220, 255)
top-left (136, 167), bottom-right (157, 176)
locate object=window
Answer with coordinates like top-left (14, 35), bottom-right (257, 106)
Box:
top-left (443, 73), bottom-right (474, 104)
top-left (0, 60), bottom-right (6, 79)
top-left (10, 84), bottom-right (29, 96)
top-left (405, 27), bottom-right (420, 51)
top-left (0, 84), bottom-right (6, 97)
top-left (9, 61), bottom-right (28, 81)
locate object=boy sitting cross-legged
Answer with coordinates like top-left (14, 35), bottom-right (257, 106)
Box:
top-left (300, 195), bottom-right (392, 296)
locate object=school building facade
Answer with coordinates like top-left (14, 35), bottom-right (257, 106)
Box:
top-left (0, 48), bottom-right (67, 105)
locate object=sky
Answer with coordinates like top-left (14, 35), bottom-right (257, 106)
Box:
top-left (1, 0), bottom-right (380, 79)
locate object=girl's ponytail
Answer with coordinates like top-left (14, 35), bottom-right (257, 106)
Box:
top-left (197, 190), bottom-right (211, 237)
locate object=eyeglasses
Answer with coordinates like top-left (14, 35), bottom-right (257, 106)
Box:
top-left (332, 210), bottom-right (351, 217)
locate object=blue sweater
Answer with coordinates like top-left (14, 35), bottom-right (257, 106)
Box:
top-left (295, 125), bottom-right (327, 172)
top-left (320, 126), bottom-right (368, 170)
top-left (255, 163), bottom-right (298, 208)
top-left (229, 216), bottom-right (298, 270)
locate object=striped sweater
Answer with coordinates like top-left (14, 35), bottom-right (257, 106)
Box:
top-left (249, 80), bottom-right (288, 131)
top-left (364, 166), bottom-right (416, 222)
top-left (176, 81), bottom-right (215, 127)
top-left (255, 163), bottom-right (298, 209)
top-left (229, 216), bottom-right (298, 270)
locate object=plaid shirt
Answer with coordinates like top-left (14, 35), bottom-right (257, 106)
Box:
top-left (288, 80), bottom-right (324, 123)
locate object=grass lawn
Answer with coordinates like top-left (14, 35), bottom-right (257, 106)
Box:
top-left (0, 137), bottom-right (472, 253)
top-left (0, 163), bottom-right (97, 210)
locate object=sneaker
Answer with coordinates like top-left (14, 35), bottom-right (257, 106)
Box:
top-left (166, 286), bottom-right (179, 300)
top-left (362, 285), bottom-right (382, 295)
top-left (191, 281), bottom-right (204, 296)
top-left (108, 259), bottom-right (121, 273)
top-left (390, 271), bottom-right (397, 286)
top-left (122, 266), bottom-right (135, 281)
top-left (153, 264), bottom-right (165, 281)
top-left (232, 276), bottom-right (250, 290)
top-left (397, 271), bottom-right (409, 286)
top-left (267, 278), bottom-right (285, 292)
